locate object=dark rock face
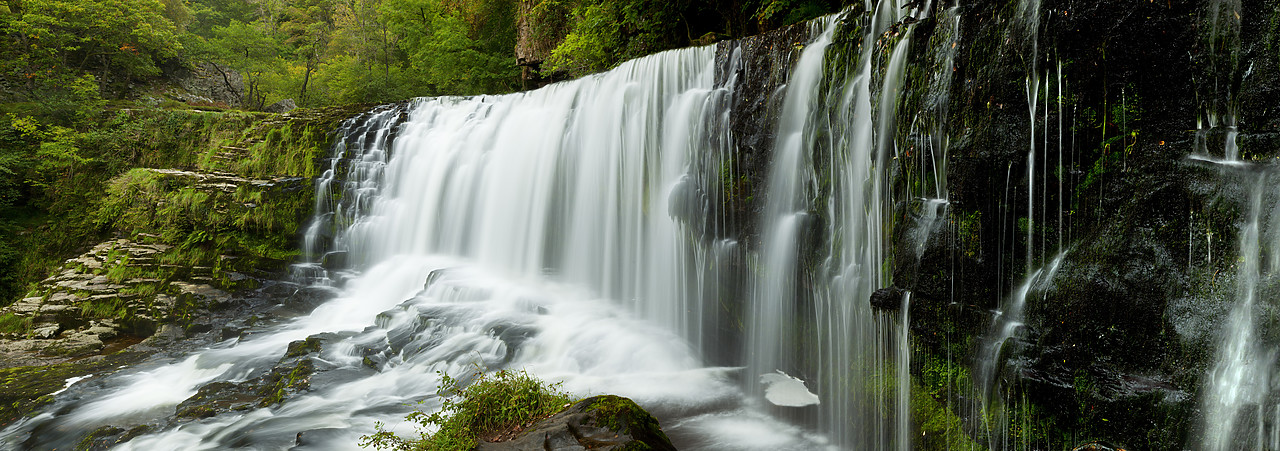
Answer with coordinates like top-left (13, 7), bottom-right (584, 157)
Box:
top-left (714, 23), bottom-right (817, 246)
top-left (476, 395), bottom-right (676, 451)
top-left (870, 0), bottom-right (1280, 448)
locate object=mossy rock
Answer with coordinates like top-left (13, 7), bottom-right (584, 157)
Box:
top-left (285, 336), bottom-right (322, 358)
top-left (477, 395), bottom-right (675, 451)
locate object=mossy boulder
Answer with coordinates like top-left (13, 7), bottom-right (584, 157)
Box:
top-left (476, 395), bottom-right (676, 451)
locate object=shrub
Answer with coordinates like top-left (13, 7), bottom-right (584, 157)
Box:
top-left (361, 369), bottom-right (574, 450)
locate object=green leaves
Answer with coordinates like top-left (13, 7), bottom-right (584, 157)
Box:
top-left (0, 0), bottom-right (180, 96)
top-left (382, 0), bottom-right (519, 96)
top-left (361, 369), bottom-right (574, 450)
top-left (536, 0), bottom-right (688, 78)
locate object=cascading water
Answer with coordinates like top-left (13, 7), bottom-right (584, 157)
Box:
top-left (746, 19), bottom-right (837, 410)
top-left (1200, 173), bottom-right (1280, 450)
top-left (743, 0), bottom-right (937, 448)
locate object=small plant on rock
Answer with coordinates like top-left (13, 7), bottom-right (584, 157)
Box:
top-left (360, 368), bottom-right (574, 450)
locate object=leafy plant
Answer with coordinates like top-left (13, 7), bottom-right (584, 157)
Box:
top-left (361, 369), bottom-right (574, 450)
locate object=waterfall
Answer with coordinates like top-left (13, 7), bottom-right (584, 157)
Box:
top-left (3, 45), bottom-right (841, 450)
top-left (0, 0), bottom-right (973, 448)
top-left (742, 0), bottom-right (936, 448)
top-left (1201, 175), bottom-right (1280, 451)
top-left (745, 19), bottom-right (837, 409)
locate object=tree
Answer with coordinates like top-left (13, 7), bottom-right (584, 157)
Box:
top-left (0, 0), bottom-right (180, 100)
top-left (324, 0), bottom-right (404, 103)
top-left (280, 0), bottom-right (335, 105)
top-left (383, 0), bottom-right (519, 96)
top-left (208, 20), bottom-right (281, 109)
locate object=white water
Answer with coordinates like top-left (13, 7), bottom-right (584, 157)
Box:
top-left (743, 0), bottom-right (929, 448)
top-left (895, 291), bottom-right (912, 451)
top-left (977, 252), bottom-right (1064, 403)
top-left (745, 18), bottom-right (836, 405)
top-left (1201, 176), bottom-right (1280, 451)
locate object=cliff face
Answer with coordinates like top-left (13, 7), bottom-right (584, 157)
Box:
top-left (514, 0), bottom-right (562, 87)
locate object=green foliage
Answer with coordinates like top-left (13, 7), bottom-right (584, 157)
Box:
top-left (754, 0), bottom-right (833, 31)
top-left (540, 0), bottom-right (687, 76)
top-left (0, 107), bottom-right (345, 308)
top-left (0, 0), bottom-right (180, 106)
top-left (914, 358), bottom-right (983, 449)
top-left (78, 296), bottom-right (128, 320)
top-left (0, 312), bottom-right (31, 334)
top-left (361, 369), bottom-right (574, 450)
top-left (206, 19), bottom-right (284, 109)
top-left (382, 0), bottom-right (520, 96)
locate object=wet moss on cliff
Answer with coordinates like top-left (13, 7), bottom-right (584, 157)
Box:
top-left (0, 105), bottom-right (366, 311)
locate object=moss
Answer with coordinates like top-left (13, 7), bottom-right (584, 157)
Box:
top-left (285, 337), bottom-right (322, 358)
top-left (584, 395), bottom-right (672, 449)
top-left (2, 104), bottom-right (362, 311)
top-left (257, 358), bottom-right (315, 407)
top-left (75, 426), bottom-right (125, 451)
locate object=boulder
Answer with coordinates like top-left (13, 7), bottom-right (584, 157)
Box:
top-left (264, 99), bottom-right (298, 114)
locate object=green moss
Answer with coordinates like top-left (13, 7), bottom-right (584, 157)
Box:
top-left (0, 312), bottom-right (31, 334)
top-left (75, 426), bottom-right (125, 451)
top-left (584, 395), bottom-right (671, 450)
top-left (2, 104), bottom-right (361, 310)
top-left (285, 337), bottom-right (323, 358)
top-left (258, 358), bottom-right (315, 407)
top-left (78, 297), bottom-right (129, 320)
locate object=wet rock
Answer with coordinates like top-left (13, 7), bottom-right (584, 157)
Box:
top-left (185, 322), bottom-right (214, 335)
top-left (477, 395), bottom-right (675, 451)
top-left (175, 348), bottom-right (319, 421)
top-left (176, 381), bottom-right (258, 419)
top-left (279, 285), bottom-right (339, 314)
top-left (869, 286), bottom-right (906, 310)
top-left (220, 326), bottom-right (245, 341)
top-left (45, 332), bottom-right (105, 357)
top-left (76, 426), bottom-right (127, 451)
top-left (293, 428), bottom-right (347, 447)
top-left (84, 325), bottom-right (118, 340)
top-left (320, 251), bottom-right (347, 270)
top-left (285, 337), bottom-right (323, 357)
top-left (32, 324), bottom-right (59, 339)
top-left (140, 324), bottom-right (186, 346)
top-left (712, 22), bottom-right (817, 244)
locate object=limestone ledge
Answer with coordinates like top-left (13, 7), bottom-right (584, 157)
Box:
top-left (0, 238), bottom-right (237, 367)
